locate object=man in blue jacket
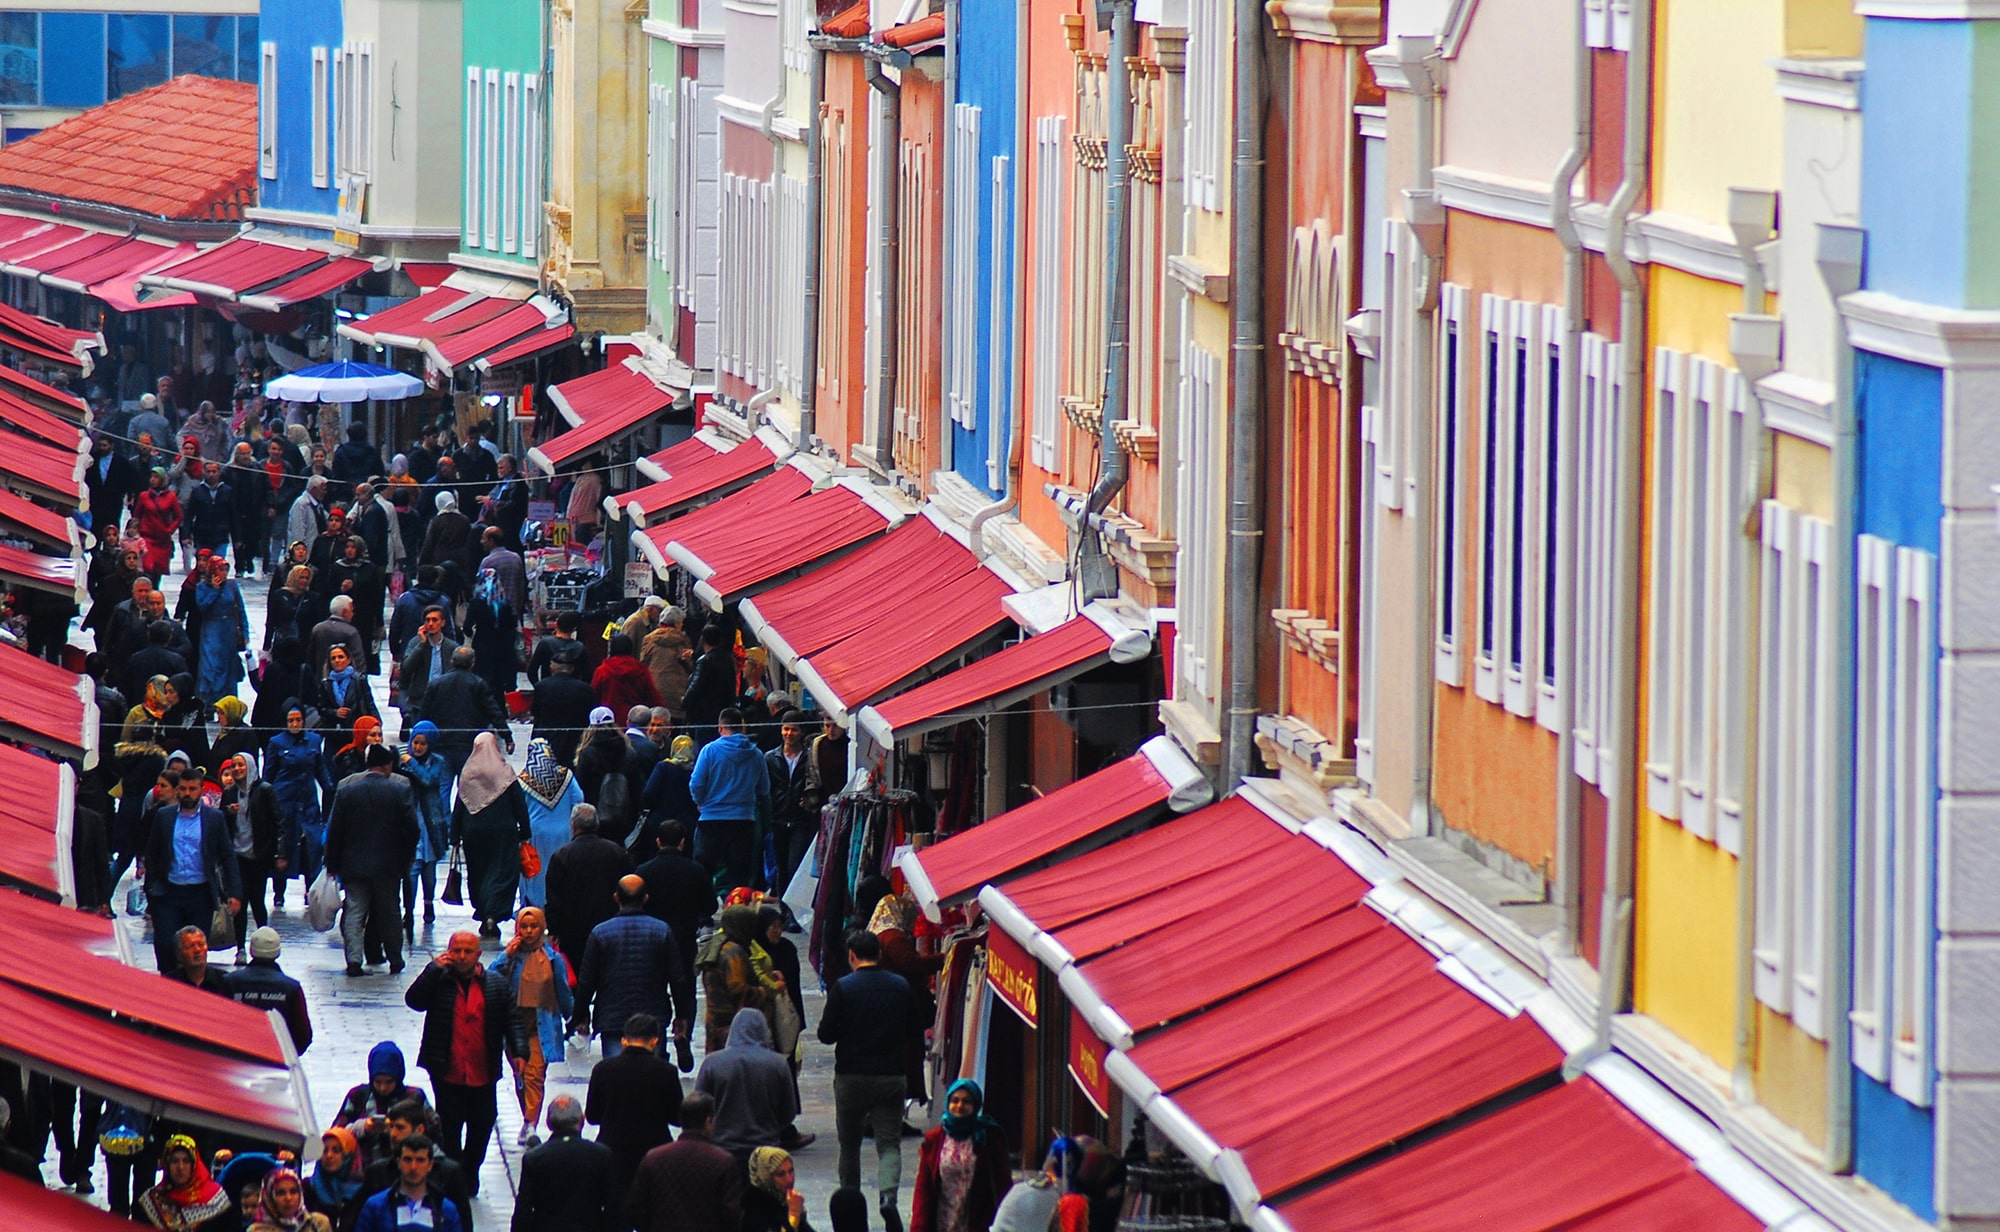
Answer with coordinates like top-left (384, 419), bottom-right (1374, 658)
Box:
top-left (573, 876), bottom-right (692, 1059)
top-left (143, 768), bottom-right (242, 973)
top-left (353, 1134), bottom-right (462, 1232)
top-left (687, 707), bottom-right (770, 891)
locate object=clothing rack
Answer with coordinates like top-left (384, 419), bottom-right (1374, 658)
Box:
top-left (806, 786), bottom-right (929, 973)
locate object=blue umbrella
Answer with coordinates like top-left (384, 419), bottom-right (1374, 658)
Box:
top-left (264, 360), bottom-right (424, 403)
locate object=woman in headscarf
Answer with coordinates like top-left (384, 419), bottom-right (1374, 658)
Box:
top-left (452, 731), bottom-right (529, 938)
top-left (910, 1079), bottom-right (1011, 1232)
top-left (330, 714), bottom-right (385, 781)
top-left (192, 553), bottom-right (250, 700)
top-left (207, 695), bottom-right (258, 780)
top-left (251, 635), bottom-right (310, 749)
top-left (488, 904), bottom-right (573, 1144)
top-left (312, 642), bottom-right (379, 743)
top-left (265, 701), bottom-right (335, 908)
top-left (330, 535), bottom-right (385, 669)
top-left (388, 453), bottom-right (418, 495)
top-left (132, 465), bottom-right (181, 578)
top-left (419, 488), bottom-right (477, 600)
top-left (636, 734), bottom-right (699, 852)
top-left (221, 751), bottom-right (281, 963)
top-left (267, 555), bottom-right (314, 650)
top-left (307, 505), bottom-right (350, 594)
top-left (464, 565), bottom-right (520, 701)
top-left (135, 1134), bottom-right (234, 1230)
top-left (166, 437), bottom-right (203, 573)
top-left (697, 903), bottom-right (770, 1054)
top-left (303, 1128), bottom-right (365, 1226)
top-left (399, 720), bottom-right (453, 929)
top-left (741, 1146), bottom-right (813, 1232)
top-left (110, 674), bottom-right (176, 892)
top-left (516, 737), bottom-right (583, 909)
top-left (163, 671), bottom-right (211, 775)
top-left (246, 1166), bottom-right (332, 1232)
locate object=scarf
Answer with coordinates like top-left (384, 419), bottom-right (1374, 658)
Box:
top-left (144, 674), bottom-right (174, 718)
top-left (308, 1129), bottom-right (365, 1207)
top-left (139, 1135), bottom-right (231, 1230)
top-left (868, 893), bottom-right (916, 937)
top-left (457, 732), bottom-right (516, 814)
top-left (213, 695), bottom-right (248, 727)
top-left (514, 910), bottom-right (558, 1011)
top-left (254, 1167), bottom-right (312, 1231)
top-left (941, 1078), bottom-right (1001, 1144)
top-left (338, 715), bottom-right (381, 759)
top-left (326, 664), bottom-right (355, 703)
top-left (517, 738), bottom-right (572, 806)
top-left (747, 1146), bottom-right (792, 1198)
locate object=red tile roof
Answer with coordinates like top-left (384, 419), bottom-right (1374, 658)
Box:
top-left (823, 0), bottom-right (870, 37)
top-left (0, 77), bottom-right (257, 223)
top-left (882, 13), bottom-right (944, 48)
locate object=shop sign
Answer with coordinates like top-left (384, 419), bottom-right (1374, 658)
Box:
top-left (528, 500), bottom-right (558, 524)
top-left (1068, 1009), bottom-right (1112, 1117)
top-left (986, 930), bottom-right (1038, 1028)
top-left (624, 561), bottom-right (655, 598)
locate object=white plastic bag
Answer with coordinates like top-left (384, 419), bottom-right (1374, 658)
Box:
top-left (306, 870), bottom-right (341, 933)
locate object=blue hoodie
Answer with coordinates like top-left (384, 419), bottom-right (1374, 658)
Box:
top-left (689, 732), bottom-right (771, 823)
top-left (369, 1040), bottom-right (406, 1083)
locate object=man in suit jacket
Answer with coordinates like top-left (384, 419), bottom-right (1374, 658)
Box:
top-left (143, 767), bottom-right (242, 974)
top-left (764, 710), bottom-right (816, 899)
top-left (324, 744), bottom-right (422, 976)
top-left (397, 604), bottom-right (462, 727)
top-left (584, 1014), bottom-right (683, 1203)
top-left (512, 1096), bottom-right (615, 1232)
top-left (626, 1092), bottom-right (742, 1232)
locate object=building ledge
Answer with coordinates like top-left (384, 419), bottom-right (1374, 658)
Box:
top-left (1166, 252), bottom-right (1230, 304)
top-left (1158, 698), bottom-right (1221, 766)
top-left (1255, 711), bottom-right (1353, 793)
top-left (641, 17), bottom-right (724, 45)
top-left (1272, 606), bottom-right (1340, 670)
top-left (1265, 0), bottom-right (1383, 45)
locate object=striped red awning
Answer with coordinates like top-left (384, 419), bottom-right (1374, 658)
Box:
top-left (423, 301), bottom-right (560, 374)
top-left (0, 300), bottom-right (102, 372)
top-left (0, 420), bottom-right (86, 505)
top-left (0, 641), bottom-right (97, 762)
top-left (0, 539), bottom-right (79, 600)
top-left (142, 237), bottom-right (324, 298)
top-left (475, 321), bottom-right (576, 372)
top-left (238, 255), bottom-right (376, 310)
top-left (368, 295), bottom-right (514, 350)
top-left (0, 743), bottom-right (76, 901)
top-left (526, 364), bottom-right (679, 476)
top-left (0, 486), bottom-right (74, 549)
top-left (634, 434), bottom-right (723, 483)
top-left (0, 230), bottom-right (128, 279)
top-left (622, 437), bottom-right (777, 524)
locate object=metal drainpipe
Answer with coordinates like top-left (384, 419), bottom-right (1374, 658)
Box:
top-left (1548, 0), bottom-right (1591, 961)
top-left (939, 0), bottom-right (960, 475)
top-left (798, 41), bottom-right (827, 451)
top-left (1405, 42), bottom-right (1442, 837)
top-left (864, 55), bottom-right (902, 477)
top-left (1219, 0), bottom-right (1266, 788)
top-left (1078, 0), bottom-right (1138, 597)
top-left (1593, 0), bottom-right (1654, 1056)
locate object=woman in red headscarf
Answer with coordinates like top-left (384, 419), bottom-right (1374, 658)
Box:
top-left (330, 714), bottom-right (385, 781)
top-left (136, 1134), bottom-right (234, 1230)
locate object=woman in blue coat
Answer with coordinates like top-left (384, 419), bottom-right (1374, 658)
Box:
top-left (399, 720), bottom-right (454, 928)
top-left (192, 555), bottom-right (250, 701)
top-left (489, 905), bottom-right (573, 1143)
top-left (515, 738), bottom-right (583, 909)
top-left (265, 701), bottom-right (336, 905)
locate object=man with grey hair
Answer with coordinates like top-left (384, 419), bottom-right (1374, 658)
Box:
top-left (308, 592), bottom-right (366, 678)
top-left (511, 1094), bottom-right (614, 1231)
top-left (625, 705), bottom-right (663, 782)
top-left (288, 473), bottom-right (330, 547)
top-left (545, 803), bottom-right (631, 970)
top-left (418, 645), bottom-right (514, 771)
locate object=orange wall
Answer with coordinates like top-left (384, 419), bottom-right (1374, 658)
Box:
top-left (814, 52), bottom-right (872, 461)
top-left (897, 67), bottom-right (948, 485)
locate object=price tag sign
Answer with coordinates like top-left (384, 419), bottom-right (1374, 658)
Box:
top-left (625, 562), bottom-right (655, 598)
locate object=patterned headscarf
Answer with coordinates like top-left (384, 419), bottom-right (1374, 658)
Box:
top-left (517, 738), bottom-right (572, 806)
top-left (138, 1134), bottom-right (229, 1229)
top-left (747, 1146), bottom-right (792, 1197)
top-left (254, 1166), bottom-right (312, 1230)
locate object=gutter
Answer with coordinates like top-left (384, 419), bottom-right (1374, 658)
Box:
top-left (1219, 0), bottom-right (1266, 788)
top-left (1591, 0), bottom-right (1654, 1061)
top-left (863, 52), bottom-right (904, 477)
top-left (1078, 0), bottom-right (1140, 550)
top-left (798, 34), bottom-right (832, 449)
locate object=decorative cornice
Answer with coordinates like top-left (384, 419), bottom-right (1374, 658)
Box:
top-left (1840, 289), bottom-right (2000, 370)
top-left (1167, 252), bottom-right (1230, 303)
top-left (1354, 104), bottom-right (1387, 142)
top-left (1264, 0), bottom-right (1382, 45)
top-left (1771, 57), bottom-right (1863, 112)
top-left (640, 17), bottom-right (724, 45)
top-left (1752, 370), bottom-right (1835, 446)
top-left (1854, 0), bottom-right (2000, 16)
top-left (1432, 164), bottom-right (1554, 231)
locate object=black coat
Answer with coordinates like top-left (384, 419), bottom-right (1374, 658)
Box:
top-left (584, 1046), bottom-right (683, 1202)
top-left (635, 849), bottom-right (714, 970)
top-left (529, 673), bottom-right (597, 766)
top-left (404, 962), bottom-right (528, 1086)
top-left (418, 667), bottom-right (510, 758)
top-left (511, 1131), bottom-right (617, 1232)
top-left (323, 770), bottom-right (421, 881)
top-left (544, 835), bottom-right (631, 957)
top-left (311, 670), bottom-right (381, 733)
top-left (680, 648), bottom-right (737, 732)
top-left (184, 481), bottom-right (234, 548)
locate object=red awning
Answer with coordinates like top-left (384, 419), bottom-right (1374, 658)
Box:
top-left (0, 422), bottom-right (86, 505)
top-left (897, 739), bottom-right (1210, 919)
top-left (0, 230), bottom-right (128, 279)
top-left (238, 255), bottom-right (375, 311)
top-left (657, 475), bottom-right (901, 615)
top-left (0, 1167), bottom-right (144, 1229)
top-left (0, 978), bottom-right (310, 1147)
top-left (36, 236), bottom-right (177, 292)
top-left (0, 486), bottom-right (75, 550)
top-left (474, 321), bottom-right (575, 372)
top-left (634, 434), bottom-right (725, 484)
top-left (401, 261), bottom-right (456, 288)
top-left (369, 295), bottom-right (515, 350)
top-left (857, 612), bottom-right (1151, 746)
top-left (0, 300), bottom-right (102, 372)
top-left (735, 518), bottom-right (1012, 721)
top-left (424, 301), bottom-right (558, 374)
top-left (0, 744), bottom-right (74, 900)
top-left (0, 384), bottom-right (87, 448)
top-left (0, 641), bottom-right (97, 762)
top-left (0, 885), bottom-right (124, 961)
top-left (0, 363), bottom-right (88, 420)
top-left (0, 214), bottom-right (47, 247)
top-left (0, 222), bottom-right (86, 267)
top-left (527, 364), bottom-right (680, 476)
top-left (1270, 1079), bottom-right (1761, 1232)
top-left (335, 289), bottom-right (482, 347)
top-left (141, 238), bottom-right (326, 299)
top-left (0, 539), bottom-right (79, 600)
top-left (622, 437), bottom-right (777, 524)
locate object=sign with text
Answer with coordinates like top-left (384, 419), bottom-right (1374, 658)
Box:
top-left (985, 930), bottom-right (1039, 1028)
top-left (1067, 1008), bottom-right (1112, 1117)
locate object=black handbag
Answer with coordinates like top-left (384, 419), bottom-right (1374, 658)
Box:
top-left (440, 844), bottom-right (465, 906)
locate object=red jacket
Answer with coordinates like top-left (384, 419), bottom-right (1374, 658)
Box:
top-left (911, 1127), bottom-right (1011, 1232)
top-left (592, 654), bottom-right (663, 719)
top-left (133, 487), bottom-right (182, 543)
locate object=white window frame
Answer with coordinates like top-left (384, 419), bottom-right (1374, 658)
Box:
top-left (1573, 333), bottom-right (1624, 790)
top-left (946, 102), bottom-right (981, 431)
top-left (1852, 533), bottom-right (1896, 1081)
top-left (1645, 347), bottom-right (1686, 819)
top-left (675, 76), bottom-right (700, 308)
top-left (1754, 502), bottom-right (1798, 1016)
top-left (1536, 304), bottom-right (1571, 731)
top-left (521, 75), bottom-right (540, 260)
top-left (483, 69), bottom-right (501, 251)
top-left (1502, 299), bottom-right (1545, 719)
top-left (1435, 282), bottom-right (1468, 687)
top-left (1374, 222), bottom-right (1404, 511)
top-left (259, 42), bottom-right (278, 180)
top-left (986, 154), bottom-right (1013, 491)
top-left (502, 72), bottom-right (520, 253)
top-left (464, 68), bottom-right (482, 244)
top-left (1184, 1), bottom-right (1225, 212)
top-left (1712, 367), bottom-right (1758, 854)
top-left (1473, 293), bottom-right (1510, 705)
top-left (310, 47), bottom-right (330, 188)
top-left (1677, 356), bottom-right (1720, 838)
top-left (1176, 338), bottom-right (1222, 704)
top-left (1889, 545), bottom-right (1936, 1104)
top-left (1029, 114), bottom-right (1066, 472)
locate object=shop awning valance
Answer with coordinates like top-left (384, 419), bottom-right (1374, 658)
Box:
top-left (366, 294), bottom-right (515, 351)
top-left (634, 467), bottom-right (904, 611)
top-left (0, 884), bottom-right (127, 962)
top-left (0, 363), bottom-right (89, 421)
top-left (0, 423), bottom-right (87, 506)
top-left (856, 609), bottom-right (1152, 747)
top-left (0, 487), bottom-right (75, 551)
top-left (0, 745), bottom-right (75, 901)
top-left (475, 322), bottom-right (576, 373)
top-left (622, 437), bottom-right (778, 525)
top-left (635, 434), bottom-right (726, 484)
top-left (0, 539), bottom-right (81, 601)
top-left (0, 641), bottom-right (98, 764)
top-left (423, 300), bottom-right (565, 375)
top-left (0, 300), bottom-right (103, 373)
top-left (142, 237), bottom-right (325, 300)
top-left (335, 289), bottom-right (481, 348)
top-left (527, 363), bottom-right (681, 477)
top-left (1, 385), bottom-right (87, 449)
top-left (237, 255), bottom-right (376, 311)
top-left (0, 1167), bottom-right (148, 1229)
top-left (898, 737), bottom-right (1210, 920)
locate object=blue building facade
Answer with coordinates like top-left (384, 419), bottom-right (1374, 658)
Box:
top-left (254, 0), bottom-right (339, 227)
top-left (947, 3), bottom-right (1015, 498)
top-left (0, 9), bottom-right (257, 133)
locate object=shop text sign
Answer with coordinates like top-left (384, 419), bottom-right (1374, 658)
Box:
top-left (1068, 1009), bottom-right (1112, 1117)
top-left (986, 930), bottom-right (1039, 1027)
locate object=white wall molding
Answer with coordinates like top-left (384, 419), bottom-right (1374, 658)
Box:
top-left (1854, 0), bottom-right (2000, 16)
top-left (641, 18), bottom-right (725, 46)
top-left (1841, 291), bottom-right (2000, 370)
top-left (1432, 165), bottom-right (1555, 230)
top-left (1771, 57), bottom-right (1864, 111)
top-left (1355, 104), bottom-right (1387, 141)
top-left (1753, 370), bottom-right (1836, 446)
top-left (1632, 210), bottom-right (1747, 285)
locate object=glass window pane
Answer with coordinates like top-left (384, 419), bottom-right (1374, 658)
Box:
top-left (236, 17), bottom-right (257, 81)
top-left (171, 15), bottom-right (231, 80)
top-left (42, 13), bottom-right (105, 108)
top-left (107, 13), bottom-right (169, 99)
top-left (0, 13), bottom-right (36, 107)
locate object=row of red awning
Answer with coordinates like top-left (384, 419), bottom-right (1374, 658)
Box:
top-left (899, 750), bottom-right (1771, 1231)
top-left (141, 236), bottom-right (380, 312)
top-left (338, 286), bottom-right (574, 379)
top-left (529, 361), bottom-right (681, 475)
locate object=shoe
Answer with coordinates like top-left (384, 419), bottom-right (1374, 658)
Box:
top-left (388, 960), bottom-right (405, 975)
top-left (233, 947), bottom-right (248, 966)
top-left (879, 1199), bottom-right (903, 1232)
top-left (424, 906), bottom-right (436, 924)
top-left (516, 1124), bottom-right (533, 1145)
top-left (674, 1039), bottom-right (694, 1073)
top-left (779, 1129), bottom-right (816, 1151)
top-left (345, 963), bottom-right (364, 977)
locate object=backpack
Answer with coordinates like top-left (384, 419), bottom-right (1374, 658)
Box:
top-left (597, 770), bottom-right (634, 843)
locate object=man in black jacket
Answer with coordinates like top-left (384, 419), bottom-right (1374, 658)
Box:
top-left (820, 929), bottom-right (924, 1231)
top-left (765, 710), bottom-right (816, 899)
top-left (183, 460), bottom-right (234, 560)
top-left (543, 804), bottom-right (631, 970)
top-left (228, 928), bottom-right (313, 1054)
top-left (358, 1102), bottom-right (475, 1230)
top-left (143, 769), bottom-right (242, 973)
top-left (324, 745), bottom-right (422, 976)
top-left (529, 644), bottom-right (597, 766)
top-left (679, 624), bottom-right (738, 747)
top-left (404, 931), bottom-right (528, 1190)
top-left (511, 1096), bottom-right (615, 1232)
top-left (584, 1014), bottom-right (682, 1202)
top-left (634, 822), bottom-right (712, 1072)
top-left (419, 647), bottom-right (515, 772)
top-left (85, 433), bottom-right (139, 530)
top-left (227, 442), bottom-right (271, 577)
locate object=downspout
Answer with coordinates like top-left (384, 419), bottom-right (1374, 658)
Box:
top-left (1077, 0), bottom-right (1139, 592)
top-left (967, 0), bottom-right (1034, 544)
top-left (939, 0), bottom-right (960, 474)
top-left (1592, 0), bottom-right (1654, 1057)
top-left (1548, 0), bottom-right (1591, 955)
top-left (864, 54), bottom-right (903, 477)
top-left (1219, 0), bottom-right (1266, 788)
top-left (798, 38), bottom-right (826, 450)
top-left (1403, 40), bottom-right (1443, 836)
